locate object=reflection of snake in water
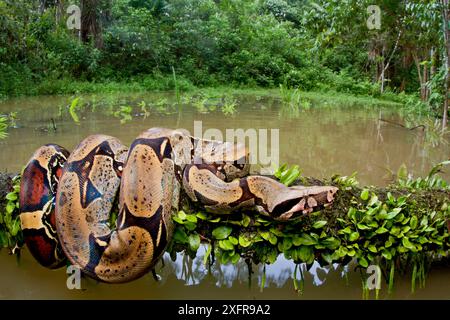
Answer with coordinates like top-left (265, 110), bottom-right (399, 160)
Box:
top-left (19, 128), bottom-right (338, 283)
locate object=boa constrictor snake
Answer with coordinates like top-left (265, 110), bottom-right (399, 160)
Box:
top-left (19, 128), bottom-right (338, 283)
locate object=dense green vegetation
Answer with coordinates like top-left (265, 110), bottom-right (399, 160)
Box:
top-left (1, 0), bottom-right (449, 125)
top-left (167, 162), bottom-right (450, 296)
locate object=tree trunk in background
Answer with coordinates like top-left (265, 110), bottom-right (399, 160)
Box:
top-left (412, 52), bottom-right (426, 101)
top-left (430, 47), bottom-right (436, 99)
top-left (441, 0), bottom-right (449, 131)
top-left (380, 47), bottom-right (385, 93)
top-left (39, 0), bottom-right (47, 14)
top-left (423, 63), bottom-right (429, 101)
top-left (80, 0), bottom-right (103, 49)
top-left (55, 0), bottom-right (64, 25)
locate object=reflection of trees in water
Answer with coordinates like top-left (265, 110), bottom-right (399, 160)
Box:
top-left (158, 245), bottom-right (348, 290)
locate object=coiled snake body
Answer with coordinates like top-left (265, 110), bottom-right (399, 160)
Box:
top-left (19, 128), bottom-right (338, 283)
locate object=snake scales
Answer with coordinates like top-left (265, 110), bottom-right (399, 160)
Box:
top-left (19, 128), bottom-right (338, 283)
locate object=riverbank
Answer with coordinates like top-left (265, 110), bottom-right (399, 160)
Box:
top-left (1, 76), bottom-right (414, 110)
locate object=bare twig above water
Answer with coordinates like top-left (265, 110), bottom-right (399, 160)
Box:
top-left (379, 118), bottom-right (426, 130)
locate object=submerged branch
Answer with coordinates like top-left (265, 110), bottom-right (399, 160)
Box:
top-left (379, 118), bottom-right (426, 131)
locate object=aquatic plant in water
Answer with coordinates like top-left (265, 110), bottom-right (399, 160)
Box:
top-left (279, 84), bottom-right (312, 119)
top-left (68, 97), bottom-right (81, 124)
top-left (0, 112), bottom-right (19, 139)
top-left (221, 96), bottom-right (237, 116)
top-left (113, 105), bottom-right (133, 124)
top-left (0, 116), bottom-right (9, 139)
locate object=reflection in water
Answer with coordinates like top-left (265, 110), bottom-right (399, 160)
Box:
top-left (2, 245), bottom-right (450, 300)
top-left (166, 245), bottom-right (341, 290)
top-left (0, 92), bottom-right (449, 299)
top-left (1, 92), bottom-right (449, 185)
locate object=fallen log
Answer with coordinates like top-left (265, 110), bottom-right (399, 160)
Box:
top-left (0, 173), bottom-right (448, 215)
top-left (1, 170), bottom-right (449, 290)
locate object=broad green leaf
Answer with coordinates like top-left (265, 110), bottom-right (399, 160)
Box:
top-left (212, 226), bottom-right (233, 239)
top-left (239, 234), bottom-right (252, 247)
top-left (358, 256), bottom-right (369, 268)
top-left (397, 163), bottom-right (408, 180)
top-left (402, 237), bottom-right (415, 250)
top-left (368, 194), bottom-right (379, 206)
top-left (349, 231), bottom-right (360, 242)
top-left (312, 220), bottom-right (327, 229)
top-left (219, 239), bottom-right (234, 251)
top-left (321, 237), bottom-right (340, 250)
top-left (376, 227), bottom-right (388, 234)
top-left (185, 214), bottom-right (197, 223)
top-left (177, 211), bottom-right (187, 220)
top-left (0, 231), bottom-right (7, 247)
top-left (357, 223), bottom-right (370, 230)
top-left (293, 233), bottom-right (317, 246)
top-left (6, 203), bottom-right (15, 214)
top-left (281, 237), bottom-right (293, 251)
top-left (360, 189), bottom-right (369, 201)
top-left (269, 227), bottom-right (284, 237)
top-left (188, 234), bottom-right (200, 251)
top-left (340, 226), bottom-right (353, 234)
top-left (386, 208), bottom-right (401, 220)
top-left (5, 192), bottom-right (17, 201)
top-left (410, 216), bottom-right (418, 229)
top-left (196, 212), bottom-right (208, 220)
top-left (173, 228), bottom-right (188, 244)
top-left (230, 252), bottom-right (240, 264)
top-left (387, 192), bottom-right (395, 204)
top-left (297, 246), bottom-right (314, 264)
top-left (242, 214), bottom-right (251, 227)
top-left (172, 216), bottom-right (185, 224)
top-left (203, 244), bottom-right (212, 265)
top-left (228, 236), bottom-right (238, 245)
top-left (184, 222), bottom-right (196, 231)
top-left (321, 252), bottom-right (333, 264)
top-left (382, 249), bottom-right (392, 260)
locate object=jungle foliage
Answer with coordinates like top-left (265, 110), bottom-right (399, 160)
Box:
top-left (0, 0), bottom-right (449, 122)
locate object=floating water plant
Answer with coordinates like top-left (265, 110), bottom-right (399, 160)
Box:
top-left (0, 116), bottom-right (9, 139)
top-left (113, 105), bottom-right (133, 124)
top-left (221, 96), bottom-right (237, 116)
top-left (68, 97), bottom-right (81, 124)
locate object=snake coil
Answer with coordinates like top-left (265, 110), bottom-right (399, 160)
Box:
top-left (19, 128), bottom-right (338, 283)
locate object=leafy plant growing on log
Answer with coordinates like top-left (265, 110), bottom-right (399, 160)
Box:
top-left (397, 161), bottom-right (450, 190)
top-left (168, 163), bottom-right (450, 295)
top-left (113, 105), bottom-right (133, 124)
top-left (274, 163), bottom-right (302, 186)
top-left (0, 116), bottom-right (8, 139)
top-left (0, 175), bottom-right (22, 251)
top-left (1, 162), bottom-right (449, 296)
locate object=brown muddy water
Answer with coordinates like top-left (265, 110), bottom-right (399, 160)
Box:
top-left (0, 92), bottom-right (449, 299)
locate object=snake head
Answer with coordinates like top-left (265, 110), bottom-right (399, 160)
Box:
top-left (273, 186), bottom-right (339, 221)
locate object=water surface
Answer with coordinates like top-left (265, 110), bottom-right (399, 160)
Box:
top-left (0, 92), bottom-right (449, 299)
